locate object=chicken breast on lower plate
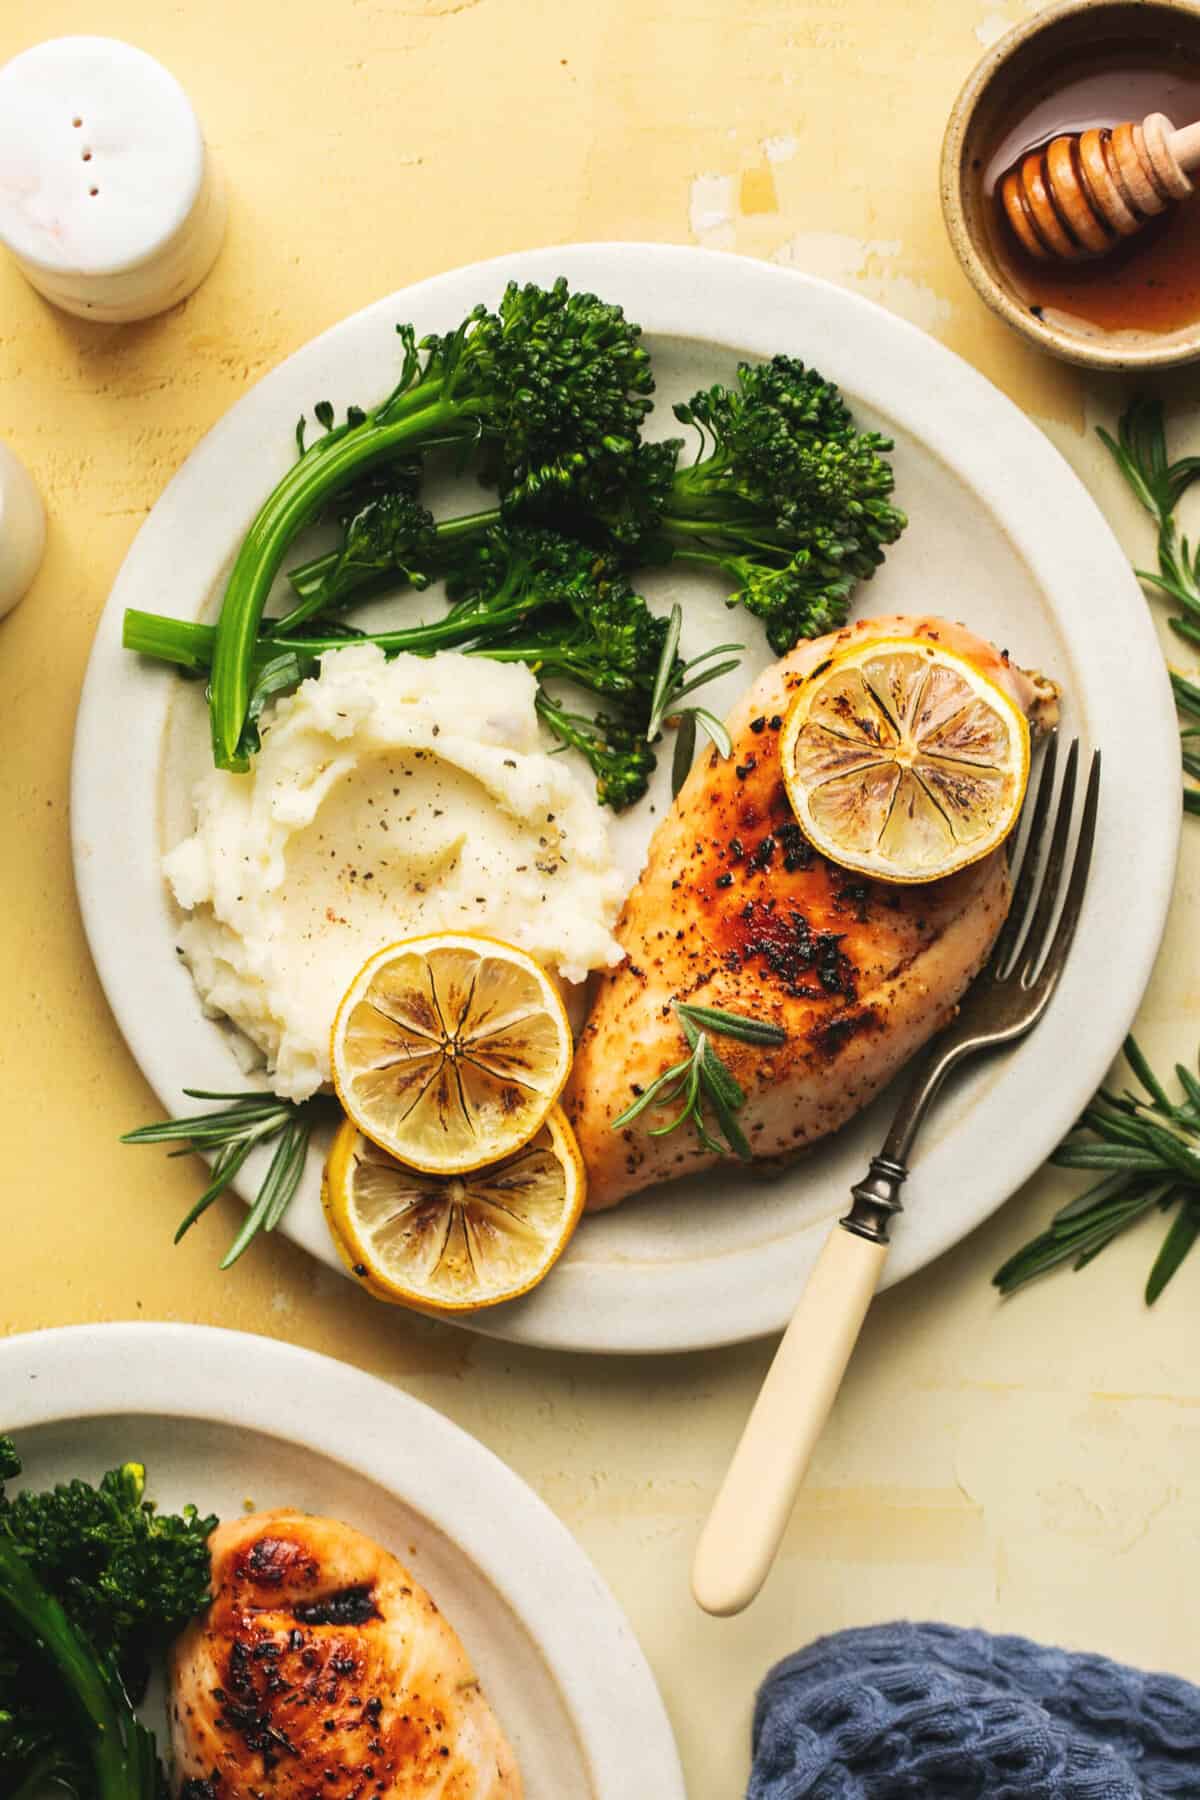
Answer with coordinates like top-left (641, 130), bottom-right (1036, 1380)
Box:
top-left (171, 1509), bottom-right (521, 1799)
top-left (566, 615), bottom-right (1059, 1210)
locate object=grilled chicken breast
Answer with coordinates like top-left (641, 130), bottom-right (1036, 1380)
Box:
top-left (170, 1510), bottom-right (521, 1800)
top-left (566, 615), bottom-right (1058, 1210)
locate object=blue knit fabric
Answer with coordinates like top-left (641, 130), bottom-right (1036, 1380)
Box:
top-left (750, 1624), bottom-right (1200, 1799)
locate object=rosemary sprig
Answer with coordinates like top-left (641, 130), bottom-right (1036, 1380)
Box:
top-left (122, 1088), bottom-right (330, 1268)
top-left (609, 1002), bottom-right (785, 1158)
top-left (1172, 671), bottom-right (1200, 817)
top-left (994, 1036), bottom-right (1200, 1303)
top-left (1099, 396), bottom-right (1200, 812)
top-left (646, 604), bottom-right (742, 794)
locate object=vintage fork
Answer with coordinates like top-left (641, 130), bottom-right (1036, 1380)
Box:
top-left (692, 736), bottom-right (1101, 1617)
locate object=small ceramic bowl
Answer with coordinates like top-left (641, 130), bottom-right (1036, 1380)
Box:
top-left (941, 0), bottom-right (1200, 370)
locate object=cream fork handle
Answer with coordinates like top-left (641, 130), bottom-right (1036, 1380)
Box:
top-left (691, 1223), bottom-right (888, 1617)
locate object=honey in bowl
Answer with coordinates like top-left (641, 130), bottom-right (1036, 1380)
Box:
top-left (983, 45), bottom-right (1200, 335)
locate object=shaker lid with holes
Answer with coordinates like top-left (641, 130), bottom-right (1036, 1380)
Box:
top-left (0, 37), bottom-right (224, 321)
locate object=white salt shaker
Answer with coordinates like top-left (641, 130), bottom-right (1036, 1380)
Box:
top-left (0, 37), bottom-right (226, 323)
top-left (0, 445), bottom-right (46, 619)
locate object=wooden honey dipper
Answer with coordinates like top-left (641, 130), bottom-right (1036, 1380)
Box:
top-left (999, 111), bottom-right (1200, 260)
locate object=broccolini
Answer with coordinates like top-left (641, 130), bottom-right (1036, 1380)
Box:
top-left (0, 1439), bottom-right (215, 1800)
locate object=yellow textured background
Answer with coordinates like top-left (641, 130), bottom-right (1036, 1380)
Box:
top-left (3, 2), bottom-right (1200, 1794)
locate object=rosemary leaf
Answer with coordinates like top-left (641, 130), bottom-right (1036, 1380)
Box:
top-left (120, 1101), bottom-right (285, 1145)
top-left (610, 1058), bottom-right (693, 1129)
top-left (648, 1043), bottom-right (707, 1138)
top-left (1145, 1196), bottom-right (1200, 1304)
top-left (695, 1035), bottom-right (747, 1113)
top-left (646, 604), bottom-right (683, 742)
top-left (994, 1194), bottom-right (1160, 1292)
top-left (1170, 614), bottom-right (1200, 648)
top-left (700, 1049), bottom-right (752, 1158)
top-left (1051, 1168), bottom-right (1152, 1223)
top-left (1051, 1144), bottom-right (1167, 1170)
top-left (669, 659), bottom-right (743, 707)
top-left (1171, 670), bottom-right (1200, 717)
top-left (1175, 1063), bottom-right (1200, 1119)
top-left (173, 1139), bottom-right (256, 1243)
top-left (689, 707), bottom-right (733, 759)
top-left (675, 1002), bottom-right (786, 1046)
top-left (1139, 1120), bottom-right (1200, 1181)
top-left (996, 1041), bottom-right (1200, 1302)
top-left (670, 710), bottom-right (697, 797)
top-left (264, 1122), bottom-right (312, 1231)
top-left (219, 1118), bottom-right (313, 1269)
top-left (1124, 1035), bottom-right (1174, 1111)
top-left (1064, 1106), bottom-right (1153, 1146)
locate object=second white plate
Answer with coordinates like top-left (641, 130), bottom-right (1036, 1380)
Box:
top-left (71, 244), bottom-right (1179, 1353)
top-left (0, 1323), bottom-right (684, 1799)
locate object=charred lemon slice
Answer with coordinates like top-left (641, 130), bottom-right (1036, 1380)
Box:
top-left (331, 933), bottom-right (573, 1175)
top-left (323, 1107), bottom-right (585, 1311)
top-left (780, 636), bottom-right (1029, 883)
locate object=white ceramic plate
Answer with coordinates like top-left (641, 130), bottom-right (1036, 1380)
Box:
top-left (71, 244), bottom-right (1179, 1354)
top-left (0, 1322), bottom-right (684, 1799)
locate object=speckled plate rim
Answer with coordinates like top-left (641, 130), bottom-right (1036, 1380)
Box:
top-left (71, 242), bottom-right (1180, 1353)
top-left (0, 1321), bottom-right (685, 1798)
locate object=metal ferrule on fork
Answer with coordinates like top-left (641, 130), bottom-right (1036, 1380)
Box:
top-left (842, 1156), bottom-right (908, 1244)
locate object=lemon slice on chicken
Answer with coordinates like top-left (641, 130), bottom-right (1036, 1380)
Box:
top-left (331, 933), bottom-right (573, 1175)
top-left (780, 636), bottom-right (1030, 883)
top-left (323, 1108), bottom-right (585, 1310)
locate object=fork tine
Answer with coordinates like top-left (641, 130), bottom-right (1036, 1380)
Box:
top-left (992, 732), bottom-right (1059, 971)
top-left (1015, 737), bottom-right (1080, 982)
top-left (1023, 749), bottom-right (1100, 996)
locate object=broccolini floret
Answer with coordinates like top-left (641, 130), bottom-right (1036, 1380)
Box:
top-left (704, 543), bottom-right (858, 650)
top-left (661, 356), bottom-right (906, 651)
top-left (280, 498), bottom-right (496, 630)
top-left (313, 483), bottom-right (438, 605)
top-left (472, 544), bottom-right (670, 703)
top-left (535, 691), bottom-right (658, 810)
top-left (576, 356), bottom-right (905, 653)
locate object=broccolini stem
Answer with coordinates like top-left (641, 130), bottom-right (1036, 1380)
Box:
top-left (655, 514), bottom-right (732, 536)
top-left (667, 546), bottom-right (747, 584)
top-left (123, 610), bottom-right (228, 673)
top-left (208, 395), bottom-right (485, 772)
top-left (278, 504), bottom-right (502, 630)
top-left (124, 601), bottom-right (532, 674)
top-left (659, 514), bottom-right (790, 544)
top-left (426, 506), bottom-right (505, 544)
top-left (534, 688), bottom-right (588, 750)
top-left (666, 542), bottom-right (728, 564)
top-left (0, 1537), bottom-right (150, 1800)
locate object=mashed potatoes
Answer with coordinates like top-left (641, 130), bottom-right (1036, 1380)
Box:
top-left (165, 646), bottom-right (626, 1100)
